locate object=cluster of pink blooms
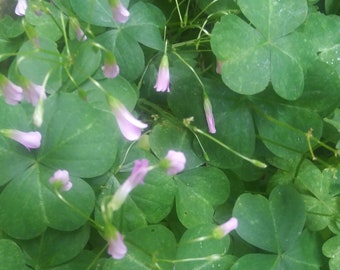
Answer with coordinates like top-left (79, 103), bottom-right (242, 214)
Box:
top-left (106, 150), bottom-right (187, 259)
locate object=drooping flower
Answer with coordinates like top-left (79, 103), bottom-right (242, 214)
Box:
top-left (216, 60), bottom-right (223, 74)
top-left (23, 82), bottom-right (46, 106)
top-left (70, 17), bottom-right (87, 41)
top-left (107, 231), bottom-right (127, 259)
top-left (212, 217), bottom-right (238, 239)
top-left (108, 159), bottom-right (149, 212)
top-left (160, 150), bottom-right (186, 175)
top-left (0, 75), bottom-right (23, 105)
top-left (102, 52), bottom-right (120, 78)
top-left (49, 170), bottom-right (72, 191)
top-left (154, 54), bottom-right (170, 92)
top-left (107, 95), bottom-right (147, 141)
top-left (109, 0), bottom-right (130, 23)
top-left (15, 0), bottom-right (28, 16)
top-left (203, 95), bottom-right (216, 134)
top-left (0, 129), bottom-right (41, 150)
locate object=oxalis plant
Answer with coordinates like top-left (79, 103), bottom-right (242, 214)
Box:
top-left (0, 0), bottom-right (340, 269)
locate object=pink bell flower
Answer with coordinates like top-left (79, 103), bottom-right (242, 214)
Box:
top-left (15, 0), bottom-right (27, 16)
top-left (23, 82), bottom-right (46, 106)
top-left (107, 231), bottom-right (128, 259)
top-left (102, 52), bottom-right (120, 78)
top-left (107, 96), bottom-right (147, 141)
top-left (161, 150), bottom-right (186, 175)
top-left (216, 60), bottom-right (223, 74)
top-left (49, 170), bottom-right (72, 191)
top-left (154, 54), bottom-right (170, 92)
top-left (0, 75), bottom-right (23, 105)
top-left (1, 129), bottom-right (41, 150)
top-left (212, 217), bottom-right (238, 239)
top-left (108, 159), bottom-right (149, 211)
top-left (110, 0), bottom-right (130, 23)
top-left (203, 96), bottom-right (216, 134)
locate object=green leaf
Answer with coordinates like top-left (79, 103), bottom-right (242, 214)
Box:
top-left (232, 230), bottom-right (321, 270)
top-left (323, 235), bottom-right (340, 270)
top-left (324, 108), bottom-right (340, 132)
top-left (0, 101), bottom-right (34, 186)
top-left (70, 0), bottom-right (115, 27)
top-left (0, 239), bottom-right (28, 270)
top-left (291, 61), bottom-right (340, 116)
top-left (175, 167), bottom-right (229, 228)
top-left (211, 14), bottom-right (270, 95)
top-left (149, 121), bottom-right (203, 170)
top-left (231, 254), bottom-right (279, 270)
top-left (80, 76), bottom-right (138, 111)
top-left (25, 3), bottom-right (64, 41)
top-left (237, 0), bottom-right (307, 39)
top-left (103, 225), bottom-right (176, 270)
top-left (233, 185), bottom-right (306, 253)
top-left (38, 93), bottom-right (118, 178)
top-left (0, 15), bottom-right (24, 39)
top-left (252, 100), bottom-right (323, 158)
top-left (17, 37), bottom-right (62, 92)
top-left (211, 1), bottom-right (308, 99)
top-left (130, 167), bottom-right (176, 223)
top-left (295, 160), bottom-right (339, 231)
top-left (175, 224), bottom-right (235, 270)
top-left (62, 41), bottom-right (101, 92)
top-left (0, 165), bottom-right (95, 239)
top-left (19, 226), bottom-right (90, 268)
top-left (124, 2), bottom-right (165, 50)
top-left (96, 30), bottom-right (145, 81)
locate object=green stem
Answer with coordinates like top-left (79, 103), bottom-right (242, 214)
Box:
top-left (189, 125), bottom-right (267, 168)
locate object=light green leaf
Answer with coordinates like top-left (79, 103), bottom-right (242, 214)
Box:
top-left (323, 235), bottom-right (340, 270)
top-left (0, 166), bottom-right (95, 239)
top-left (252, 100), bottom-right (323, 158)
top-left (176, 224), bottom-right (235, 270)
top-left (211, 14), bottom-right (270, 95)
top-left (0, 101), bottom-right (34, 186)
top-left (38, 93), bottom-right (118, 178)
top-left (103, 225), bottom-right (176, 270)
top-left (17, 37), bottom-right (62, 92)
top-left (0, 239), bottom-right (28, 270)
top-left (62, 41), bottom-right (101, 92)
top-left (70, 0), bottom-right (115, 27)
top-left (233, 185), bottom-right (306, 253)
top-left (175, 167), bottom-right (229, 228)
top-left (149, 121), bottom-right (203, 170)
top-left (19, 226), bottom-right (90, 268)
top-left (96, 30), bottom-right (144, 81)
top-left (124, 2), bottom-right (165, 50)
top-left (237, 0), bottom-right (308, 39)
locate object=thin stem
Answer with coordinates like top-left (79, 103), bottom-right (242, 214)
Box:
top-left (54, 189), bottom-right (103, 231)
top-left (187, 124), bottom-right (267, 168)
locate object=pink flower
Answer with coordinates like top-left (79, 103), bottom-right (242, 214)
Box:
top-left (23, 82), bottom-right (46, 106)
top-left (0, 75), bottom-right (23, 105)
top-left (107, 96), bottom-right (147, 141)
top-left (212, 217), bottom-right (238, 239)
top-left (108, 231), bottom-right (127, 259)
top-left (162, 150), bottom-right (186, 175)
top-left (154, 54), bottom-right (170, 92)
top-left (110, 0), bottom-right (130, 23)
top-left (203, 96), bottom-right (216, 134)
top-left (75, 27), bottom-right (87, 41)
top-left (49, 170), bottom-right (72, 191)
top-left (108, 159), bottom-right (149, 211)
top-left (216, 60), bottom-right (223, 74)
top-left (15, 0), bottom-right (27, 16)
top-left (102, 52), bottom-right (119, 78)
top-left (1, 129), bottom-right (41, 150)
